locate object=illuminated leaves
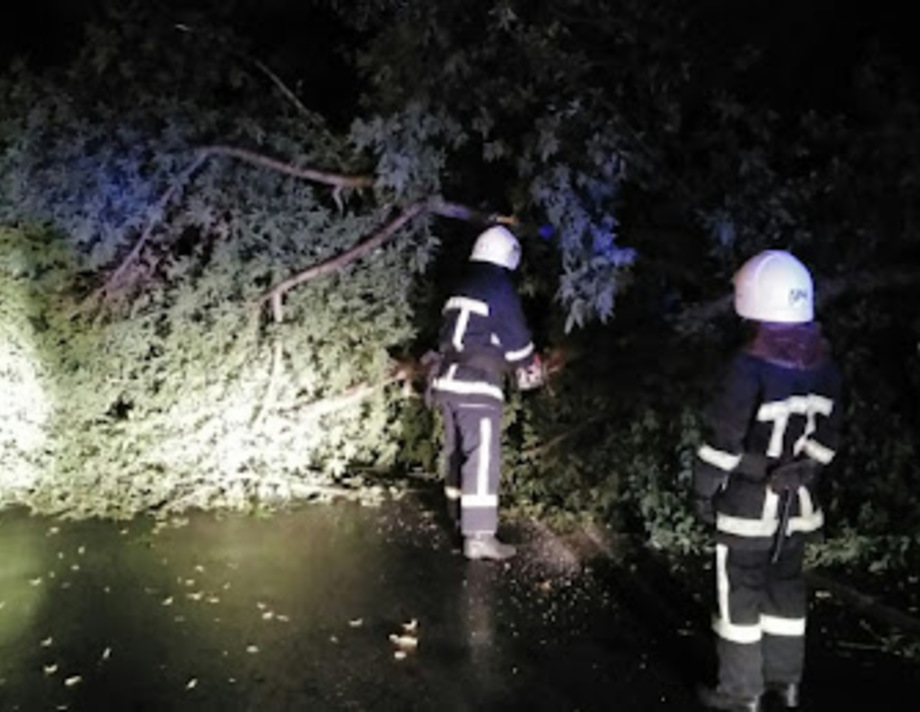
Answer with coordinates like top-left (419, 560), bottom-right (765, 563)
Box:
top-left (0, 5), bottom-right (424, 515)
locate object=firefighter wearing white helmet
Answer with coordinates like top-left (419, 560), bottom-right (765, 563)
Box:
top-left (428, 225), bottom-right (544, 561)
top-left (733, 249), bottom-right (814, 324)
top-left (694, 250), bottom-right (843, 711)
top-left (470, 224), bottom-right (522, 270)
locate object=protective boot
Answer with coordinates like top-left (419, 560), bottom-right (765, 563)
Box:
top-left (463, 534), bottom-right (516, 561)
top-left (697, 685), bottom-right (762, 712)
top-left (765, 682), bottom-right (799, 708)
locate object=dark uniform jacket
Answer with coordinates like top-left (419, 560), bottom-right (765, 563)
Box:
top-left (430, 262), bottom-right (536, 405)
top-left (694, 322), bottom-right (843, 550)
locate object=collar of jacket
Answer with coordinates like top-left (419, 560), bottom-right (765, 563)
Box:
top-left (745, 321), bottom-right (829, 369)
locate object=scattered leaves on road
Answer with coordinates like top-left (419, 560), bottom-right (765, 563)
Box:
top-left (389, 618), bottom-right (421, 657)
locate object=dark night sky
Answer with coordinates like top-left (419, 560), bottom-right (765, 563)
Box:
top-left (704, 1), bottom-right (918, 110)
top-left (0, 0), bottom-right (917, 118)
top-left (2, 3), bottom-right (916, 68)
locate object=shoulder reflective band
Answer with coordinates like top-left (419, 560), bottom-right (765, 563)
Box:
top-left (444, 296), bottom-right (489, 353)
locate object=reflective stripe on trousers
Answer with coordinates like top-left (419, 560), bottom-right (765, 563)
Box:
top-left (439, 400), bottom-right (503, 536)
top-left (713, 539), bottom-right (807, 699)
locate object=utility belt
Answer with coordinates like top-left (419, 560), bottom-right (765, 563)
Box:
top-left (440, 349), bottom-right (509, 375)
top-left (732, 455), bottom-right (818, 488)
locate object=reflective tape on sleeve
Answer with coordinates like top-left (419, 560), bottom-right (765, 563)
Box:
top-left (505, 342), bottom-right (535, 362)
top-left (697, 444), bottom-right (742, 472)
top-left (802, 438), bottom-right (835, 464)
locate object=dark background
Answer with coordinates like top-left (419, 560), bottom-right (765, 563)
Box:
top-left (3, 0), bottom-right (917, 114)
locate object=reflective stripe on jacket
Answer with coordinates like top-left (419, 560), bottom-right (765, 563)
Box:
top-left (694, 337), bottom-right (843, 550)
top-left (431, 262), bottom-right (535, 405)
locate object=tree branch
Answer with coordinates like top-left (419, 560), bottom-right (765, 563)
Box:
top-left (247, 196), bottom-right (514, 425)
top-left (200, 144), bottom-right (374, 189)
top-left (79, 153), bottom-right (208, 309)
top-left (173, 21), bottom-right (315, 123)
top-left (426, 197), bottom-right (517, 225)
top-left (79, 146), bottom-right (380, 311)
top-left (248, 57), bottom-right (314, 122)
top-left (83, 138), bottom-right (516, 313)
top-left (248, 199), bottom-right (426, 426)
top-left (258, 198), bottom-right (432, 308)
top-left (256, 196), bottom-right (520, 311)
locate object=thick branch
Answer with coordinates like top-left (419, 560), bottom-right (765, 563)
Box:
top-left (248, 199), bottom-right (428, 426)
top-left (427, 197), bottom-right (517, 225)
top-left (84, 139), bottom-right (514, 313)
top-left (258, 199), bottom-right (431, 308)
top-left (257, 196), bottom-right (520, 310)
top-left (201, 144), bottom-right (374, 189)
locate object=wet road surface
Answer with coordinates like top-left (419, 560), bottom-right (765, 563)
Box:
top-left (0, 491), bottom-right (916, 711)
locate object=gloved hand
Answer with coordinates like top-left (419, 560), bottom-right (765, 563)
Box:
top-left (693, 496), bottom-right (716, 525)
top-left (769, 460), bottom-right (817, 493)
top-left (516, 354), bottom-right (546, 391)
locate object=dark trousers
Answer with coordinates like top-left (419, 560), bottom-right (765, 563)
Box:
top-left (713, 538), bottom-right (807, 699)
top-left (439, 399), bottom-right (503, 536)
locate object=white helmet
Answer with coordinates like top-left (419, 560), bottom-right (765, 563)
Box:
top-left (470, 225), bottom-right (521, 270)
top-left (733, 250), bottom-right (814, 323)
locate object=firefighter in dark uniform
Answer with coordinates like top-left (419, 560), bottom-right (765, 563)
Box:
top-left (694, 250), bottom-right (843, 711)
top-left (430, 225), bottom-right (544, 561)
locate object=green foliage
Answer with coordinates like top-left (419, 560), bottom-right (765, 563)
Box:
top-left (812, 294), bottom-right (920, 571)
top-left (0, 228), bottom-right (62, 498)
top-left (350, 100), bottom-right (466, 201)
top-left (339, 0), bottom-right (920, 319)
top-left (345, 0), bottom-right (652, 327)
top-left (0, 216), bottom-right (429, 518)
top-left (496, 325), bottom-right (710, 552)
top-left (0, 4), bottom-right (435, 518)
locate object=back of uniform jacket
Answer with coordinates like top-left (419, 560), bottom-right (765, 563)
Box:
top-left (694, 322), bottom-right (843, 550)
top-left (431, 262), bottom-right (536, 405)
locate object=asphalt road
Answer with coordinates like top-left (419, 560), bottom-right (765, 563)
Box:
top-left (0, 491), bottom-right (915, 711)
